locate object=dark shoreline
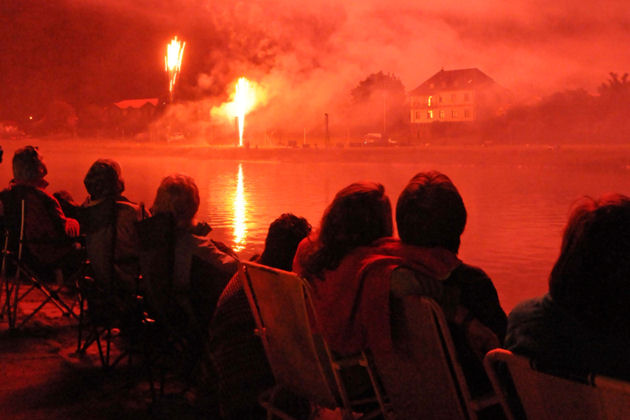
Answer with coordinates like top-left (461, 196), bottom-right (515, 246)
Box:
top-left (13, 137), bottom-right (630, 169)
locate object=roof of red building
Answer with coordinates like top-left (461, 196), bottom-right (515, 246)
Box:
top-left (114, 98), bottom-right (159, 109)
top-left (410, 68), bottom-right (496, 95)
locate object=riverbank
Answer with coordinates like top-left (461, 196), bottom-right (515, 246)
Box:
top-left (5, 137), bottom-right (630, 169)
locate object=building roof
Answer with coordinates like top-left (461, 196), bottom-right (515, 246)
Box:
top-left (410, 68), bottom-right (496, 95)
top-left (113, 98), bottom-right (159, 109)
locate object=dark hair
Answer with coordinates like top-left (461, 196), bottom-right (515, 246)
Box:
top-left (549, 194), bottom-right (630, 333)
top-left (259, 214), bottom-right (312, 271)
top-left (12, 145), bottom-right (47, 183)
top-left (84, 159), bottom-right (125, 200)
top-left (300, 182), bottom-right (393, 281)
top-left (396, 171), bottom-right (466, 253)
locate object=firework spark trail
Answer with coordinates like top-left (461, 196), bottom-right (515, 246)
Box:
top-left (234, 77), bottom-right (253, 146)
top-left (165, 36), bottom-right (186, 100)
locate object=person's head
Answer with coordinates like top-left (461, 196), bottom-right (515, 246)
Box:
top-left (549, 194), bottom-right (630, 332)
top-left (12, 145), bottom-right (47, 185)
top-left (396, 171), bottom-right (467, 254)
top-left (151, 174), bottom-right (200, 229)
top-left (259, 214), bottom-right (312, 271)
top-left (301, 182), bottom-right (392, 279)
top-left (84, 159), bottom-right (125, 200)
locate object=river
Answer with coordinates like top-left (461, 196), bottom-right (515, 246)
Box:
top-left (2, 138), bottom-right (629, 312)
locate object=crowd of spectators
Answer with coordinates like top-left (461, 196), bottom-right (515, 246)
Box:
top-left (1, 144), bottom-right (628, 419)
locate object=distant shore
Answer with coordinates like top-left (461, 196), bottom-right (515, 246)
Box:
top-left (4, 137), bottom-right (630, 169)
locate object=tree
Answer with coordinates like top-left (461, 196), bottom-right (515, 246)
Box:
top-left (598, 72), bottom-right (630, 98)
top-left (348, 72), bottom-right (408, 138)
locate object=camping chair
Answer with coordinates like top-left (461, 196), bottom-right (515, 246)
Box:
top-left (370, 296), bottom-right (499, 420)
top-left (74, 198), bottom-right (143, 369)
top-left (136, 212), bottom-right (197, 402)
top-left (0, 195), bottom-right (79, 329)
top-left (484, 348), bottom-right (630, 420)
top-left (239, 260), bottom-right (390, 420)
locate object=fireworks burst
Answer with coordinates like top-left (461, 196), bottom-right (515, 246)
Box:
top-left (165, 36), bottom-right (186, 100)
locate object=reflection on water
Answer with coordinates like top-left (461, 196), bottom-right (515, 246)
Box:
top-left (232, 163), bottom-right (247, 252)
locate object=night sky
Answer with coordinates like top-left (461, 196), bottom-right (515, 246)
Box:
top-left (2, 0), bottom-right (630, 124)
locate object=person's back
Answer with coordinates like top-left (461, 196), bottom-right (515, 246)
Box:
top-left (395, 171), bottom-right (506, 397)
top-left (506, 194), bottom-right (630, 381)
top-left (80, 160), bottom-right (147, 296)
top-left (1, 146), bottom-right (80, 274)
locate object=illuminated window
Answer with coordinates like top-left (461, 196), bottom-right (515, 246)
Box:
top-left (452, 110), bottom-right (458, 118)
top-left (427, 110), bottom-right (433, 119)
top-left (439, 110), bottom-right (445, 119)
top-left (427, 96), bottom-right (432, 107)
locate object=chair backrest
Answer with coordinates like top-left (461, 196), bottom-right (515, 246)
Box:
top-left (484, 348), bottom-right (630, 420)
top-left (371, 296), bottom-right (476, 420)
top-left (238, 260), bottom-right (340, 409)
top-left (136, 212), bottom-right (176, 320)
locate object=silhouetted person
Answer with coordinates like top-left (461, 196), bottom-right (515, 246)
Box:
top-left (506, 194), bottom-right (630, 380)
top-left (80, 159), bottom-right (148, 299)
top-left (395, 170), bottom-right (506, 398)
top-left (0, 146), bottom-right (81, 281)
top-left (142, 174), bottom-right (238, 355)
top-left (209, 213), bottom-right (312, 419)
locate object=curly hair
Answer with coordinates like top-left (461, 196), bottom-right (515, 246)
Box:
top-left (549, 194), bottom-right (630, 333)
top-left (84, 159), bottom-right (125, 200)
top-left (299, 182), bottom-right (392, 281)
top-left (151, 174), bottom-right (200, 228)
top-left (396, 171), bottom-right (466, 253)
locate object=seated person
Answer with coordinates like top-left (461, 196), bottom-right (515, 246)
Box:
top-left (0, 146), bottom-right (81, 281)
top-left (143, 174), bottom-right (238, 341)
top-left (506, 194), bottom-right (630, 381)
top-left (79, 159), bottom-right (148, 300)
top-left (394, 170), bottom-right (506, 397)
top-left (209, 213), bottom-right (312, 419)
top-left (292, 181), bottom-right (501, 402)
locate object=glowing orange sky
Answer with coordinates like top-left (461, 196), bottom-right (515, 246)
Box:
top-left (2, 0), bottom-right (629, 121)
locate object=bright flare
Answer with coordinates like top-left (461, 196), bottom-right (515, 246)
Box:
top-left (165, 36), bottom-right (186, 99)
top-left (233, 77), bottom-right (256, 146)
top-left (210, 77), bottom-right (266, 145)
top-left (232, 163), bottom-right (247, 251)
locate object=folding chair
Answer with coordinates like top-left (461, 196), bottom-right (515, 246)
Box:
top-left (239, 260), bottom-right (390, 420)
top-left (484, 348), bottom-right (630, 420)
top-left (0, 197), bottom-right (79, 329)
top-left (136, 212), bottom-right (197, 403)
top-left (75, 198), bottom-right (141, 369)
top-left (370, 296), bottom-right (499, 420)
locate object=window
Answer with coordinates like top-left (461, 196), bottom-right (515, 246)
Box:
top-left (452, 110), bottom-right (458, 118)
top-left (439, 96), bottom-right (443, 103)
top-left (427, 110), bottom-right (433, 119)
top-left (415, 111), bottom-right (419, 120)
top-left (427, 96), bottom-right (432, 107)
top-left (439, 110), bottom-right (445, 119)
top-left (464, 109), bottom-right (470, 119)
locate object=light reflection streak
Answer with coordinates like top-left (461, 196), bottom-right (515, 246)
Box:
top-left (232, 163), bottom-right (247, 251)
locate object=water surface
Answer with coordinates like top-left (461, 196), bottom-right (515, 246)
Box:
top-left (2, 140), bottom-right (628, 312)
